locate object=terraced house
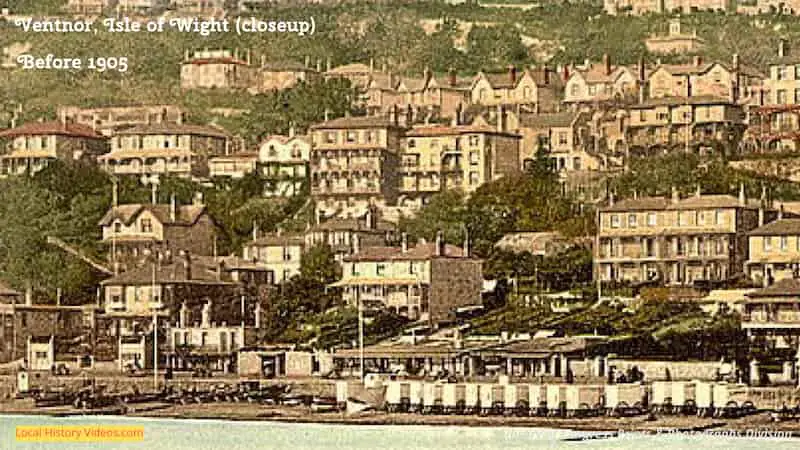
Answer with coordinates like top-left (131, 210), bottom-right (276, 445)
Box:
top-left (595, 187), bottom-right (772, 286)
top-left (563, 56), bottom-right (641, 105)
top-left (745, 215), bottom-right (800, 286)
top-left (180, 49), bottom-right (256, 91)
top-left (470, 66), bottom-right (561, 113)
top-left (624, 96), bottom-right (746, 157)
top-left (0, 119), bottom-right (108, 177)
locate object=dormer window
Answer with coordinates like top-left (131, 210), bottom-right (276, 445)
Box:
top-left (114, 222), bottom-right (122, 233)
top-left (140, 218), bottom-right (152, 233)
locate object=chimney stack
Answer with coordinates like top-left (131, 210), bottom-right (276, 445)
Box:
top-left (508, 65), bottom-right (517, 84)
top-left (738, 183), bottom-right (746, 206)
top-left (671, 186), bottom-right (679, 204)
top-left (201, 299), bottom-right (211, 328)
top-left (423, 66), bottom-right (431, 82)
top-left (305, 55), bottom-right (310, 68)
top-left (401, 232), bottom-right (408, 253)
top-left (435, 230), bottom-right (444, 256)
top-left (542, 64), bottom-right (550, 85)
top-left (448, 67), bottom-right (457, 87)
top-left (181, 250), bottom-right (191, 281)
top-left (316, 59), bottom-right (322, 72)
top-left (455, 103), bottom-right (463, 126)
top-left (112, 179), bottom-right (118, 207)
top-left (609, 191), bottom-right (615, 207)
top-left (463, 229), bottom-right (470, 257)
top-left (695, 185), bottom-right (701, 197)
top-left (252, 220), bottom-right (259, 241)
top-left (151, 183), bottom-right (158, 205)
top-left (170, 194), bottom-right (177, 222)
top-left (732, 53), bottom-right (740, 71)
top-left (779, 39), bottom-right (787, 58)
top-left (370, 58), bottom-right (375, 73)
top-left (326, 57), bottom-right (332, 72)
top-left (496, 105), bottom-right (505, 133)
top-left (694, 55), bottom-right (702, 67)
top-left (779, 203), bottom-right (785, 220)
top-left (562, 64), bottom-right (570, 82)
top-left (602, 53), bottom-right (611, 76)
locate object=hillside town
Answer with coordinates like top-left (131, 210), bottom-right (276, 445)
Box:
top-left (4, 0), bottom-right (800, 430)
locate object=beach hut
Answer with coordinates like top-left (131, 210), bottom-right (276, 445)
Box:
top-left (712, 383), bottom-right (753, 418)
top-left (335, 381), bottom-right (348, 410)
top-left (546, 384), bottom-right (567, 417)
top-left (385, 381), bottom-right (403, 412)
top-left (650, 381), bottom-right (671, 413)
top-left (422, 383), bottom-right (443, 414)
top-left (565, 385), bottom-right (604, 417)
top-left (478, 383), bottom-right (494, 415)
top-left (465, 383), bottom-right (480, 415)
top-left (442, 383), bottom-right (465, 414)
top-left (409, 381), bottom-right (424, 413)
top-left (503, 383), bottom-right (518, 416)
top-left (605, 383), bottom-right (643, 416)
top-left (528, 384), bottom-right (546, 416)
top-left (694, 380), bottom-right (714, 417)
top-left (670, 381), bottom-right (696, 415)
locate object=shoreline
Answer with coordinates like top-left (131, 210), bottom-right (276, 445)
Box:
top-left (3, 401), bottom-right (800, 437)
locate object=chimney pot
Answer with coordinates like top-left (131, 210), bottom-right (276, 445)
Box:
top-left (508, 65), bottom-right (517, 84)
top-left (448, 67), bottom-right (457, 87)
top-left (170, 194), bottom-right (177, 222)
top-left (401, 232), bottom-right (408, 253)
top-left (435, 230), bottom-right (444, 256)
top-left (603, 53), bottom-right (611, 75)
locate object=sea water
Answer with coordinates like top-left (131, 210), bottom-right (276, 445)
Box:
top-left (0, 414), bottom-right (797, 449)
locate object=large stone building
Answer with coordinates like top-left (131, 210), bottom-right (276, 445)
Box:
top-left (99, 123), bottom-right (229, 177)
top-left (470, 67), bottom-right (562, 113)
top-left (241, 231), bottom-right (305, 284)
top-left (746, 40), bottom-right (800, 153)
top-left (740, 278), bottom-right (800, 351)
top-left (604, 0), bottom-right (734, 15)
top-left (332, 233), bottom-right (483, 324)
top-left (595, 187), bottom-right (773, 286)
top-left (180, 49), bottom-right (257, 91)
top-left (305, 209), bottom-right (398, 261)
top-left (310, 114), bottom-right (405, 219)
top-left (398, 120), bottom-right (521, 209)
top-left (0, 119), bottom-right (108, 176)
top-left (563, 57), bottom-right (641, 105)
top-left (646, 57), bottom-right (762, 102)
top-left (624, 96), bottom-right (746, 157)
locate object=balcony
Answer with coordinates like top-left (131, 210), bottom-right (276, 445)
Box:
top-left (742, 310), bottom-right (800, 328)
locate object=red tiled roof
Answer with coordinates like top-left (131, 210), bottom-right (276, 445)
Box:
top-left (0, 121), bottom-right (105, 140)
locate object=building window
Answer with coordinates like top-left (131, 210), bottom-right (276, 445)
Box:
top-left (469, 135), bottom-right (480, 146)
top-left (628, 214), bottom-right (637, 228)
top-left (763, 237), bottom-right (772, 252)
top-left (777, 66), bottom-right (788, 80)
top-left (469, 172), bottom-right (480, 185)
top-left (781, 236), bottom-right (788, 251)
top-left (282, 247), bottom-right (292, 261)
top-left (557, 132), bottom-right (568, 145)
top-left (114, 222), bottom-right (122, 233)
top-left (573, 157), bottom-right (581, 171)
top-left (140, 218), bottom-right (152, 233)
top-left (715, 210), bottom-right (722, 225)
top-left (610, 214), bottom-right (620, 228)
top-left (777, 89), bottom-right (788, 104)
top-left (677, 212), bottom-right (685, 226)
top-left (470, 151), bottom-right (479, 165)
top-left (346, 131), bottom-right (357, 143)
top-left (376, 264), bottom-right (386, 276)
top-left (283, 269), bottom-right (292, 281)
top-left (324, 132), bottom-right (336, 144)
top-left (647, 213), bottom-right (656, 226)
top-left (408, 139), bottom-right (416, 148)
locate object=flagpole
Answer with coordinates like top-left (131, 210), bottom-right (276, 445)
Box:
top-left (152, 261), bottom-right (158, 392)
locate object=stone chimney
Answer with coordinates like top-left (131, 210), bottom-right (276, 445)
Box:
top-left (732, 53), bottom-right (740, 72)
top-left (193, 191), bottom-right (203, 206)
top-left (739, 183), bottom-right (746, 206)
top-left (252, 220), bottom-right (259, 241)
top-left (455, 103), bottom-right (463, 126)
top-left (542, 65), bottom-right (550, 85)
top-left (289, 123), bottom-right (296, 138)
top-left (608, 191), bottom-right (615, 207)
top-left (316, 59), bottom-right (322, 72)
top-left (201, 300), bottom-right (211, 328)
top-left (326, 57), bottom-right (332, 72)
top-left (779, 203), bottom-right (785, 220)
top-left (508, 65), bottom-right (517, 84)
top-left (181, 250), bottom-right (191, 281)
top-left (179, 302), bottom-right (188, 328)
top-left (170, 194), bottom-right (177, 222)
top-left (695, 185), bottom-right (701, 197)
top-left (305, 55), bottom-right (310, 68)
top-left (423, 66), bottom-right (432, 82)
top-left (758, 206), bottom-right (765, 227)
top-left (369, 58), bottom-right (375, 73)
top-left (496, 105), bottom-right (505, 132)
top-left (671, 186), bottom-right (679, 204)
top-left (602, 53), bottom-right (611, 76)
top-left (562, 64), bottom-right (570, 82)
top-left (448, 67), bottom-right (457, 87)
top-left (779, 39), bottom-right (788, 58)
top-left (694, 55), bottom-right (703, 67)
top-left (401, 232), bottom-right (408, 253)
top-left (435, 230), bottom-right (444, 256)
top-left (463, 229), bottom-right (470, 257)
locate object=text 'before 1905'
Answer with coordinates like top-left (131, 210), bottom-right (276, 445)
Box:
top-left (16, 55), bottom-right (129, 73)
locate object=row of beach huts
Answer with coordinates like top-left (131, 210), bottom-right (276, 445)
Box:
top-left (336, 380), bottom-right (756, 418)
